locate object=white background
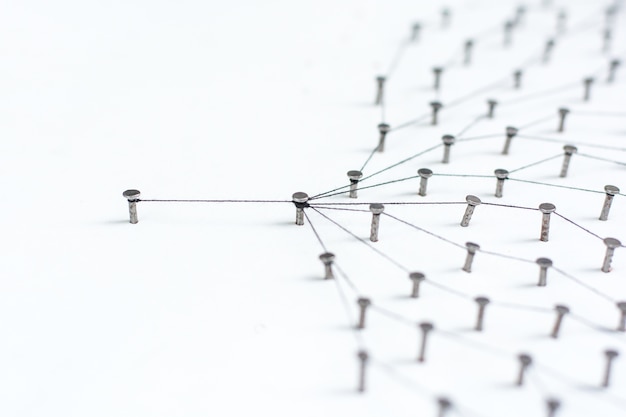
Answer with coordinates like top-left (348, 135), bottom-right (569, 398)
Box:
top-left (1, 1), bottom-right (626, 416)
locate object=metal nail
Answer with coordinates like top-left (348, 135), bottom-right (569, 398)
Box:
top-left (487, 99), bottom-right (498, 118)
top-left (538, 203), bottom-right (556, 242)
top-left (369, 203), bottom-right (385, 242)
top-left (347, 170), bottom-right (363, 198)
top-left (494, 169), bottom-right (509, 198)
top-left (418, 322), bottom-right (434, 362)
top-left (516, 353), bottom-right (533, 386)
top-left (583, 77), bottom-right (594, 101)
top-left (559, 145), bottom-right (577, 178)
top-left (608, 59), bottom-right (621, 83)
top-left (601, 237), bottom-right (621, 273)
top-left (375, 76), bottom-right (386, 105)
top-left (437, 397), bottom-right (452, 417)
top-left (292, 192), bottom-right (309, 226)
top-left (462, 242), bottom-right (480, 273)
top-left (357, 297), bottom-right (371, 329)
top-left (602, 349), bottom-right (619, 388)
top-left (557, 107), bottom-right (569, 132)
top-left (319, 252), bottom-right (336, 280)
top-left (551, 305), bottom-right (570, 338)
top-left (536, 258), bottom-right (553, 287)
top-left (474, 296), bottom-right (490, 331)
top-left (411, 22), bottom-right (421, 42)
top-left (461, 195), bottom-right (481, 227)
top-left (504, 20), bottom-right (514, 46)
top-left (122, 189), bottom-right (141, 224)
top-left (464, 39), bottom-right (474, 65)
top-left (441, 134), bottom-right (455, 163)
top-left (546, 398), bottom-right (561, 417)
top-left (357, 350), bottom-right (369, 392)
top-left (543, 39), bottom-right (555, 64)
top-left (418, 168), bottom-right (433, 197)
top-left (377, 123), bottom-right (390, 152)
top-left (409, 272), bottom-right (426, 298)
top-left (616, 301), bottom-right (626, 332)
top-left (433, 68), bottom-right (444, 90)
top-left (599, 185), bottom-right (619, 221)
top-left (430, 101), bottom-right (443, 125)
top-left (513, 69), bottom-right (523, 89)
top-left (502, 126), bottom-right (518, 155)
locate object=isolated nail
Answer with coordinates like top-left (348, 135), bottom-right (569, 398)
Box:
top-left (601, 237), bottom-right (621, 273)
top-left (557, 108), bottom-right (569, 132)
top-left (357, 350), bottom-right (369, 392)
top-left (602, 349), bottom-right (619, 388)
top-left (474, 296), bottom-right (490, 331)
top-left (441, 134), bottom-right (456, 163)
top-left (418, 322), bottom-right (434, 362)
top-left (375, 75), bottom-right (386, 105)
top-left (462, 242), bottom-right (480, 273)
top-left (536, 258), bottom-right (553, 287)
top-left (377, 123), bottom-right (391, 152)
top-left (122, 189), bottom-right (141, 224)
top-left (430, 101), bottom-right (443, 125)
top-left (559, 145), bottom-right (577, 178)
top-left (487, 99), bottom-right (498, 118)
top-left (502, 126), bottom-right (518, 155)
top-left (409, 272), bottom-right (426, 298)
top-left (357, 297), bottom-right (371, 329)
top-left (516, 353), bottom-right (532, 386)
top-left (551, 305), bottom-right (570, 338)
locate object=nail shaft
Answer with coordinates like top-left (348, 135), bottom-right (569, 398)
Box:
top-left (502, 126), bottom-right (518, 155)
top-left (357, 350), bottom-right (369, 392)
top-left (602, 350), bottom-right (619, 388)
top-left (494, 169), bottom-right (509, 198)
top-left (417, 168), bottom-right (433, 197)
top-left (375, 76), bottom-right (385, 105)
top-left (369, 203), bottom-right (384, 242)
top-left (418, 322), bottom-right (434, 362)
top-left (319, 252), bottom-right (335, 280)
top-left (462, 242), bottom-right (480, 273)
top-left (357, 297), bottom-right (371, 329)
top-left (517, 354), bottom-right (532, 386)
top-left (377, 123), bottom-right (390, 152)
top-left (441, 135), bottom-right (455, 163)
top-left (536, 258), bottom-right (553, 287)
top-left (461, 195), bottom-right (481, 227)
top-left (474, 296), bottom-right (490, 331)
top-left (559, 145), bottom-right (577, 178)
top-left (551, 305), bottom-right (569, 338)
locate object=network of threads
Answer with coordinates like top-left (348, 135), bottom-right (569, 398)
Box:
top-left (123, 2), bottom-right (626, 416)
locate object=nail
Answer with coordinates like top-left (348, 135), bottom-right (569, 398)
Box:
top-left (536, 258), bottom-right (553, 287)
top-left (538, 203), bottom-right (556, 242)
top-left (441, 8), bottom-right (451, 28)
top-left (461, 195), bottom-right (482, 227)
top-left (546, 398), bottom-right (561, 417)
top-left (600, 185), bottom-right (620, 221)
top-left (487, 99), bottom-right (498, 118)
top-left (616, 302), bottom-right (626, 331)
top-left (514, 5), bottom-right (526, 26)
top-left (583, 77), bottom-right (594, 101)
top-left (559, 145), bottom-right (577, 178)
top-left (409, 272), bottom-right (426, 298)
top-left (608, 59), bottom-right (621, 83)
top-left (601, 237), bottom-right (621, 273)
top-left (602, 349), bottom-right (619, 388)
top-left (543, 38), bottom-right (555, 64)
top-left (418, 322), bottom-right (434, 362)
top-left (464, 39), bottom-right (474, 65)
top-left (551, 304), bottom-right (570, 338)
top-left (375, 75), bottom-right (386, 105)
top-left (441, 134), bottom-right (455, 163)
top-left (357, 297), bottom-right (371, 329)
top-left (557, 107), bottom-right (569, 132)
top-left (502, 126), bottom-right (518, 155)
top-left (494, 169), bottom-right (509, 198)
top-left (319, 252), bottom-right (336, 279)
top-left (418, 168), bottom-right (433, 196)
top-left (292, 192), bottom-right (309, 226)
top-left (603, 28), bottom-right (612, 52)
top-left (122, 189), bottom-right (141, 224)
top-left (437, 397), bottom-right (453, 417)
top-left (430, 101), bottom-right (443, 125)
top-left (474, 296), bottom-right (490, 331)
top-left (369, 203), bottom-right (385, 242)
top-left (411, 22), bottom-right (421, 42)
top-left (557, 10), bottom-right (567, 34)
top-left (504, 20), bottom-right (514, 46)
top-left (347, 170), bottom-right (363, 198)
top-left (433, 67), bottom-right (444, 90)
top-left (462, 242), bottom-right (480, 273)
top-left (357, 350), bottom-right (369, 392)
top-left (513, 69), bottom-right (523, 89)
top-left (516, 353), bottom-right (533, 386)
top-left (377, 123), bottom-right (390, 152)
